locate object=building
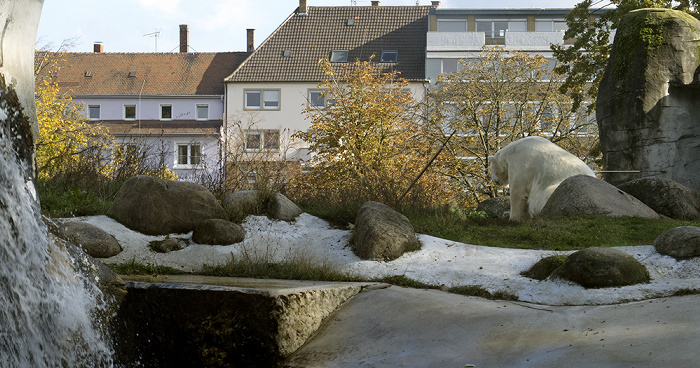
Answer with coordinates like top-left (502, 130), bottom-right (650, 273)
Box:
top-left (40, 25), bottom-right (250, 180)
top-left (224, 0), bottom-right (433, 163)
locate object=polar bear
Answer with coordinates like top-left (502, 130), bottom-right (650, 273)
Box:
top-left (489, 136), bottom-right (596, 221)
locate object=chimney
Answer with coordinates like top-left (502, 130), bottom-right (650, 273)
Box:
top-left (246, 29), bottom-right (255, 52)
top-left (93, 42), bottom-right (103, 53)
top-left (298, 0), bottom-right (307, 14)
top-left (431, 1), bottom-right (440, 7)
top-left (371, 1), bottom-right (380, 6)
top-left (179, 24), bottom-right (189, 53)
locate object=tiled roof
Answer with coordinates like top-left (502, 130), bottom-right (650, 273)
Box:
top-left (40, 52), bottom-right (250, 96)
top-left (96, 120), bottom-right (222, 135)
top-left (226, 5), bottom-right (430, 83)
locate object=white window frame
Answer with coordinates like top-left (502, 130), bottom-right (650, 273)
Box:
top-left (245, 129), bottom-right (280, 151)
top-left (124, 104), bottom-right (136, 120)
top-left (245, 89), bottom-right (281, 110)
top-left (160, 104), bottom-right (173, 120)
top-left (88, 104), bottom-right (100, 120)
top-left (174, 142), bottom-right (202, 168)
top-left (196, 104), bottom-right (209, 120)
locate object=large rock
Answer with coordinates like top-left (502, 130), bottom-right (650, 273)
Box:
top-left (353, 201), bottom-right (420, 261)
top-left (59, 221), bottom-right (122, 258)
top-left (597, 8), bottom-right (700, 192)
top-left (551, 247), bottom-right (650, 288)
top-left (222, 190), bottom-right (302, 222)
top-left (618, 177), bottom-right (700, 220)
top-left (539, 175), bottom-right (660, 219)
top-left (654, 226), bottom-right (700, 259)
top-left (108, 175), bottom-right (227, 235)
top-left (192, 219), bottom-right (246, 245)
top-left (476, 196), bottom-right (510, 219)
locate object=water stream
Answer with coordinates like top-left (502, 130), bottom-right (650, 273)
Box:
top-left (0, 1), bottom-right (114, 365)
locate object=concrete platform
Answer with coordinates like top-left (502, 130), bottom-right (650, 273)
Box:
top-left (112, 275), bottom-right (373, 367)
top-left (284, 286), bottom-right (700, 368)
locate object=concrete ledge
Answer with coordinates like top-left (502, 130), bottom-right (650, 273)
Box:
top-left (111, 275), bottom-right (373, 367)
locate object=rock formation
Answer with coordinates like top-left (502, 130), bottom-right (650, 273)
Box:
top-left (597, 8), bottom-right (700, 192)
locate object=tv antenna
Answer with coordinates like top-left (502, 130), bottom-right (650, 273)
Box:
top-left (143, 29), bottom-right (161, 52)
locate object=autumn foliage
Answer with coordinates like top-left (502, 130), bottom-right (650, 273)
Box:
top-left (289, 59), bottom-right (456, 209)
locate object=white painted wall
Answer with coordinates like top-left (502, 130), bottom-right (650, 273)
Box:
top-left (225, 81), bottom-right (427, 161)
top-left (76, 95), bottom-right (224, 121)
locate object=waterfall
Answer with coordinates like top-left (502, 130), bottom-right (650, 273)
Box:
top-left (0, 1), bottom-right (114, 365)
top-left (0, 131), bottom-right (114, 366)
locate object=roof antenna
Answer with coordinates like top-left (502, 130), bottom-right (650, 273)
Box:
top-left (143, 29), bottom-right (161, 52)
top-left (351, 0), bottom-right (356, 5)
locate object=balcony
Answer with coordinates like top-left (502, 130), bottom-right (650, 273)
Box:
top-left (427, 31), bottom-right (568, 52)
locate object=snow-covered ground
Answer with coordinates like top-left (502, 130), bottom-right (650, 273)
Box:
top-left (68, 213), bottom-right (700, 306)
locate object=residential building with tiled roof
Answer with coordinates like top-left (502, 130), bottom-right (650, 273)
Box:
top-left (224, 0), bottom-right (433, 162)
top-left (37, 27), bottom-right (250, 179)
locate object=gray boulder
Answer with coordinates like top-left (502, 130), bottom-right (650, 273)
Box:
top-left (539, 175), bottom-right (660, 219)
top-left (476, 196), bottom-right (510, 219)
top-left (551, 247), bottom-right (650, 288)
top-left (60, 221), bottom-right (122, 258)
top-left (108, 175), bottom-right (227, 235)
top-left (597, 8), bottom-right (700, 192)
top-left (654, 226), bottom-right (700, 259)
top-left (222, 190), bottom-right (302, 222)
top-left (618, 177), bottom-right (700, 220)
top-left (353, 201), bottom-right (420, 261)
top-left (270, 193), bottom-right (303, 221)
top-left (192, 219), bottom-right (246, 245)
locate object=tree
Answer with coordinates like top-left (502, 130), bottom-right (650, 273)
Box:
top-left (428, 47), bottom-right (598, 204)
top-left (291, 58), bottom-right (453, 208)
top-left (34, 50), bottom-right (113, 183)
top-left (552, 0), bottom-right (700, 112)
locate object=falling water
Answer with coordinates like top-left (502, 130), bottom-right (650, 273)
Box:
top-left (0, 1), bottom-right (114, 365)
top-left (0, 95), bottom-right (114, 368)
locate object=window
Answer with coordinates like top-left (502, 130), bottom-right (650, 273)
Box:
top-left (124, 105), bottom-right (136, 120)
top-left (380, 50), bottom-right (398, 63)
top-left (245, 89), bottom-right (280, 110)
top-left (442, 59), bottom-right (460, 74)
top-left (196, 104), bottom-right (209, 120)
top-left (509, 21), bottom-right (527, 32)
top-left (535, 20), bottom-right (568, 32)
top-left (88, 105), bottom-right (100, 120)
top-left (330, 50), bottom-right (349, 63)
top-left (437, 20), bottom-right (467, 32)
top-left (176, 143), bottom-right (201, 167)
top-left (309, 90), bottom-right (326, 107)
top-left (245, 130), bottom-right (280, 151)
top-left (476, 20), bottom-right (509, 38)
top-left (160, 104), bottom-right (172, 120)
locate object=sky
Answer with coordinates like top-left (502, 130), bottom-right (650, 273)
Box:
top-left (36, 0), bottom-right (586, 54)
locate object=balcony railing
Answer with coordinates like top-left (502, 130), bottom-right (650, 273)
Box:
top-left (427, 31), bottom-right (569, 51)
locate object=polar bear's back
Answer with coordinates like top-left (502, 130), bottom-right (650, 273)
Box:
top-left (496, 136), bottom-right (595, 220)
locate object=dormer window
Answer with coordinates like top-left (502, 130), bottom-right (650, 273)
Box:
top-left (85, 71), bottom-right (93, 77)
top-left (330, 50), bottom-right (349, 63)
top-left (128, 71), bottom-right (136, 78)
top-left (380, 50), bottom-right (398, 63)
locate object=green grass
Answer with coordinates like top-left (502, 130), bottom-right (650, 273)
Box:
top-left (199, 255), bottom-right (361, 282)
top-left (404, 209), bottom-right (698, 251)
top-left (107, 259), bottom-right (187, 276)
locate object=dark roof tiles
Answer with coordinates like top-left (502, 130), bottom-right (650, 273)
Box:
top-left (226, 6), bottom-right (429, 82)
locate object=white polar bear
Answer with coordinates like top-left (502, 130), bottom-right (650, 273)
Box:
top-left (489, 136), bottom-right (596, 221)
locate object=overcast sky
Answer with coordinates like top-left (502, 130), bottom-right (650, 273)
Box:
top-left (37, 0), bottom-right (587, 53)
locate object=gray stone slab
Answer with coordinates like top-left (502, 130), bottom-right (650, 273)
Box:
top-left (285, 286), bottom-right (700, 368)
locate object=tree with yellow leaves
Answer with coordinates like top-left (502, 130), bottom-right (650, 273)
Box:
top-left (34, 51), bottom-right (113, 183)
top-left (291, 58), bottom-right (454, 208)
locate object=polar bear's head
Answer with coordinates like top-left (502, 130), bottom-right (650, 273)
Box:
top-left (489, 152), bottom-right (508, 186)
